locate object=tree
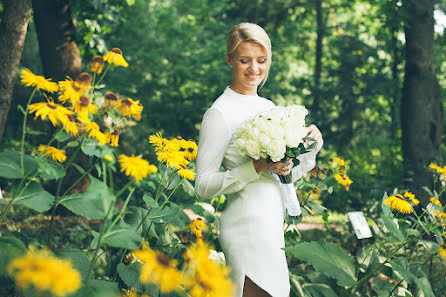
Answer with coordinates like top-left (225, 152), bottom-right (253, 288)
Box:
top-left (401, 0), bottom-right (443, 201)
top-left (32, 0), bottom-right (81, 80)
top-left (0, 0), bottom-right (32, 144)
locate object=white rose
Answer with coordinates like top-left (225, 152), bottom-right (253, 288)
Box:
top-left (284, 126), bottom-right (308, 148)
top-left (234, 138), bottom-right (247, 156)
top-left (268, 139), bottom-right (286, 162)
top-left (258, 133), bottom-right (272, 150)
top-left (246, 139), bottom-right (261, 160)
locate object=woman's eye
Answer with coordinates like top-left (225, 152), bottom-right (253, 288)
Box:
top-left (240, 59), bottom-right (249, 64)
top-left (258, 59), bottom-right (266, 64)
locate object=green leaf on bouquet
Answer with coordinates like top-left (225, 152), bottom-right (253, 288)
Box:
top-left (0, 236), bottom-right (27, 276)
top-left (60, 175), bottom-right (114, 219)
top-left (284, 240), bottom-right (356, 287)
top-left (34, 156), bottom-right (66, 180)
top-left (0, 149), bottom-right (37, 178)
top-left (14, 182), bottom-right (55, 212)
top-left (101, 221), bottom-right (142, 250)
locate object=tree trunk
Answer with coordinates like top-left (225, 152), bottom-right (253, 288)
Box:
top-left (0, 0), bottom-right (32, 145)
top-left (313, 0), bottom-right (323, 119)
top-left (32, 0), bottom-right (81, 81)
top-left (401, 0), bottom-right (442, 202)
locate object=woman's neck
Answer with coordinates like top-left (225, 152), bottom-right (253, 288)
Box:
top-left (229, 83), bottom-right (257, 96)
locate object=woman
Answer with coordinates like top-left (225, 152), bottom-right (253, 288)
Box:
top-left (195, 23), bottom-right (323, 297)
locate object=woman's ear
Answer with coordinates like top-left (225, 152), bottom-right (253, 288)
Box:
top-left (225, 55), bottom-right (232, 68)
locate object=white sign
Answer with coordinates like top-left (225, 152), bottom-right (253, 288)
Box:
top-left (348, 211), bottom-right (373, 239)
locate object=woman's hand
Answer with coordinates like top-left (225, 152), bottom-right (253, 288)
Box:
top-left (305, 124), bottom-right (322, 149)
top-left (253, 157), bottom-right (293, 175)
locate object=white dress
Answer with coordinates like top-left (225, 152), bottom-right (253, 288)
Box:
top-left (195, 87), bottom-right (322, 297)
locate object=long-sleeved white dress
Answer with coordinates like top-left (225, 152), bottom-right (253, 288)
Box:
top-left (195, 87), bottom-right (322, 297)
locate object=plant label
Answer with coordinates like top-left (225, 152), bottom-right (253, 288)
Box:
top-left (347, 211), bottom-right (372, 239)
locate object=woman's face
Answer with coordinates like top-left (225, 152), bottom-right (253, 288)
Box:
top-left (226, 41), bottom-right (269, 95)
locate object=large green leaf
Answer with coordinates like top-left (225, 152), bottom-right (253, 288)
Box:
top-left (302, 283), bottom-right (339, 297)
top-left (124, 206), bottom-right (158, 238)
top-left (117, 263), bottom-right (143, 292)
top-left (0, 236), bottom-right (27, 276)
top-left (81, 138), bottom-right (114, 158)
top-left (14, 182), bottom-right (55, 212)
top-left (34, 156), bottom-right (66, 180)
top-left (0, 149), bottom-right (37, 178)
top-left (284, 240), bottom-right (356, 287)
top-left (149, 203), bottom-right (191, 227)
top-left (101, 221), bottom-right (142, 249)
top-left (60, 176), bottom-right (114, 219)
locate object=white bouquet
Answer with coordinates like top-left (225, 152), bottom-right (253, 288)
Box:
top-left (234, 105), bottom-right (317, 216)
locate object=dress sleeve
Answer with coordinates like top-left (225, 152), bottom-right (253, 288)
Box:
top-left (195, 108), bottom-right (260, 200)
top-left (291, 136), bottom-right (324, 183)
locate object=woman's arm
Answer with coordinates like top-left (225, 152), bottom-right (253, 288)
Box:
top-left (195, 108), bottom-right (260, 200)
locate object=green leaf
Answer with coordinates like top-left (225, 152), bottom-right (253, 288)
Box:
top-left (34, 156), bottom-right (66, 180)
top-left (306, 201), bottom-right (327, 214)
top-left (55, 131), bottom-right (71, 142)
top-left (302, 283), bottom-right (338, 297)
top-left (57, 250), bottom-right (91, 282)
top-left (71, 285), bottom-right (119, 297)
top-left (102, 221), bottom-right (142, 249)
top-left (81, 138), bottom-right (114, 158)
top-left (0, 149), bottom-right (37, 178)
top-left (14, 182), bottom-right (55, 212)
top-left (143, 194), bottom-right (158, 208)
top-left (0, 236), bottom-right (27, 276)
top-left (150, 203), bottom-right (191, 227)
top-left (60, 176), bottom-right (114, 220)
top-left (126, 0), bottom-right (135, 6)
top-left (410, 266), bottom-right (435, 297)
top-left (284, 240), bottom-right (356, 287)
top-left (117, 263), bottom-right (143, 292)
top-left (380, 195), bottom-right (404, 242)
top-left (124, 206), bottom-right (158, 238)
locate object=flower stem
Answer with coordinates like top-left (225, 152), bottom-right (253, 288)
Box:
top-left (20, 87), bottom-right (37, 174)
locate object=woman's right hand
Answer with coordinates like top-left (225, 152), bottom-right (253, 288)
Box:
top-left (253, 157), bottom-right (292, 176)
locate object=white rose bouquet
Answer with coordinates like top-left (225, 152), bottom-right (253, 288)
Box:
top-left (234, 105), bottom-right (317, 216)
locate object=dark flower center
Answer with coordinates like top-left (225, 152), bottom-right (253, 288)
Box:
top-left (156, 253), bottom-right (171, 267)
top-left (91, 56), bottom-right (104, 64)
top-left (77, 72), bottom-right (92, 84)
top-left (105, 92), bottom-right (118, 102)
top-left (111, 48), bottom-right (122, 55)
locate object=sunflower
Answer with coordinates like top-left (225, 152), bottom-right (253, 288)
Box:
top-left (117, 98), bottom-right (143, 120)
top-left (90, 56), bottom-right (104, 74)
top-left (28, 98), bottom-right (73, 127)
top-left (58, 77), bottom-right (83, 105)
top-left (38, 145), bottom-right (67, 163)
top-left (334, 173), bottom-right (353, 191)
top-left (118, 154), bottom-right (157, 181)
top-left (384, 194), bottom-right (413, 214)
top-left (82, 120), bottom-right (107, 143)
top-left (8, 248), bottom-right (81, 297)
top-left (103, 48), bottom-right (129, 67)
top-left (132, 245), bottom-right (184, 293)
top-left (20, 68), bottom-right (58, 93)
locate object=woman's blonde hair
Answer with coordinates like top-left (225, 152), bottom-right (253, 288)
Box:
top-left (226, 23), bottom-right (272, 89)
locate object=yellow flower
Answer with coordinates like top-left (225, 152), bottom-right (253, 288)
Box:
top-left (20, 68), bottom-right (58, 93)
top-left (404, 191), bottom-right (419, 206)
top-left (8, 248), bottom-right (81, 297)
top-left (184, 243), bottom-right (235, 297)
top-left (310, 188), bottom-right (322, 199)
top-left (439, 246), bottom-right (446, 259)
top-left (334, 173), bottom-right (353, 191)
top-left (118, 154), bottom-right (157, 181)
top-left (28, 98), bottom-right (73, 127)
top-left (384, 194), bottom-right (413, 214)
top-left (121, 288), bottom-right (138, 297)
top-left (74, 95), bottom-right (98, 121)
top-left (58, 77), bottom-right (83, 105)
top-left (190, 218), bottom-right (206, 243)
top-left (104, 92), bottom-right (119, 106)
top-left (149, 132), bottom-right (168, 150)
top-left (103, 47), bottom-right (129, 67)
top-left (183, 140), bottom-right (198, 161)
top-left (38, 145), bottom-right (67, 163)
top-left (76, 72), bottom-right (92, 93)
top-left (62, 114), bottom-right (79, 137)
top-left (429, 163), bottom-right (444, 174)
top-left (82, 120), bottom-right (108, 143)
top-left (105, 128), bottom-right (120, 147)
top-left (318, 168), bottom-right (327, 179)
top-left (132, 245), bottom-right (184, 293)
top-left (430, 197), bottom-right (443, 207)
top-left (117, 98), bottom-right (143, 120)
top-left (334, 157), bottom-right (344, 166)
top-left (90, 56), bottom-right (104, 74)
top-left (178, 165), bottom-right (196, 180)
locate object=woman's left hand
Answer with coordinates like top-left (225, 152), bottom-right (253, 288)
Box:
top-left (305, 124), bottom-right (322, 149)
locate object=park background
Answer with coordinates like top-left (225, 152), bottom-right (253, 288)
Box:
top-left (0, 0), bottom-right (446, 297)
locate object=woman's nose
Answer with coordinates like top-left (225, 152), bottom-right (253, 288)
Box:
top-left (249, 61), bottom-right (259, 72)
